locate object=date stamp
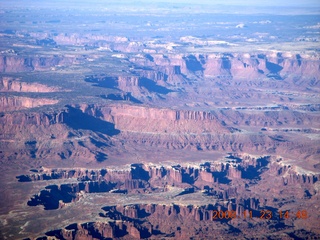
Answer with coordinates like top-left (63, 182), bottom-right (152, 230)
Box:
top-left (212, 210), bottom-right (308, 220)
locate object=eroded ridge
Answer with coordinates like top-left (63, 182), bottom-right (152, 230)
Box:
top-left (1, 3), bottom-right (320, 239)
top-left (18, 154), bottom-right (320, 239)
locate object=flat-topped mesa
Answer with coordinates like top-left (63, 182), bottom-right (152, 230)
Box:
top-left (137, 69), bottom-right (168, 82)
top-left (27, 181), bottom-right (118, 210)
top-left (0, 96), bottom-right (59, 111)
top-left (16, 165), bottom-right (177, 183)
top-left (97, 104), bottom-right (229, 134)
top-left (40, 197), bottom-right (264, 239)
top-left (17, 164), bottom-right (161, 183)
top-left (0, 111), bottom-right (64, 128)
top-left (17, 157), bottom-right (269, 186)
top-left (17, 168), bottom-right (106, 182)
top-left (44, 220), bottom-right (151, 240)
top-left (84, 52), bottom-right (320, 101)
top-left (0, 77), bottom-right (61, 92)
top-left (102, 200), bottom-right (262, 223)
top-left (16, 156), bottom-right (320, 195)
top-left (17, 168), bottom-right (131, 182)
top-left (117, 76), bottom-right (140, 92)
top-left (202, 53), bottom-right (318, 79)
top-left (103, 204), bottom-right (215, 222)
top-left (209, 52), bottom-right (318, 80)
top-left (2, 101), bottom-right (319, 158)
top-left (0, 111), bottom-right (64, 129)
top-left (132, 63), bottom-right (184, 85)
top-left (130, 52), bottom-right (319, 84)
top-left (6, 102), bottom-right (318, 134)
top-left (269, 160), bottom-right (320, 187)
top-left (0, 55), bottom-right (78, 73)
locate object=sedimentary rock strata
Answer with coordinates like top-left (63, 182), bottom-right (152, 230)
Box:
top-left (1, 3), bottom-right (319, 239)
top-left (17, 156), bottom-right (319, 239)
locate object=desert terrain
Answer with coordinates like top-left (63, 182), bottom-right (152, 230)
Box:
top-left (0, 1), bottom-right (319, 239)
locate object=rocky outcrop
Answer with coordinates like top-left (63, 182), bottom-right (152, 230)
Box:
top-left (44, 221), bottom-right (149, 240)
top-left (100, 92), bottom-right (142, 104)
top-left (102, 204), bottom-right (217, 222)
top-left (2, 100), bottom-right (318, 162)
top-left (17, 168), bottom-right (107, 182)
top-left (269, 161), bottom-right (320, 186)
top-left (97, 104), bottom-right (229, 135)
top-left (38, 199), bottom-right (263, 239)
top-left (19, 156), bottom-right (319, 191)
top-left (20, 155), bottom-right (320, 212)
top-left (0, 77), bottom-right (61, 92)
top-left (1, 90), bottom-right (319, 160)
top-left (80, 51), bottom-right (320, 107)
top-left (128, 52), bottom-right (320, 86)
top-left (17, 156), bottom-right (267, 185)
top-left (27, 181), bottom-right (118, 210)
top-left (17, 156), bottom-right (320, 239)
top-left (0, 96), bottom-right (58, 111)
top-left (227, 165), bottom-right (242, 179)
top-left (282, 173), bottom-right (318, 185)
top-left (61, 103), bottom-right (319, 155)
top-left (0, 111), bottom-right (64, 127)
top-left (2, 8), bottom-right (320, 239)
top-left (0, 55), bottom-right (78, 73)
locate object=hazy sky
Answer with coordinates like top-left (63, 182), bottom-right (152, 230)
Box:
top-left (137, 0), bottom-right (319, 7)
top-left (162, 0), bottom-right (313, 4)
top-left (1, 0), bottom-right (319, 7)
top-left (1, 0), bottom-right (319, 10)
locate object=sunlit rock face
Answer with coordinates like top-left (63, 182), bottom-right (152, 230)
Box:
top-left (17, 160), bottom-right (320, 239)
top-left (1, 2), bottom-right (319, 240)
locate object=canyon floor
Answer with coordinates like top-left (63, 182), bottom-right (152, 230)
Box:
top-left (0, 1), bottom-right (319, 239)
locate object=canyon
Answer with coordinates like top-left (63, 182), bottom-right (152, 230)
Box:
top-left (15, 157), bottom-right (320, 239)
top-left (0, 2), bottom-right (319, 239)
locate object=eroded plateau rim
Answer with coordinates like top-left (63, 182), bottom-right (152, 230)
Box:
top-left (3, 154), bottom-right (318, 239)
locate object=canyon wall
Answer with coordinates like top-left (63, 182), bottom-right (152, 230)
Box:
top-left (0, 77), bottom-right (61, 92)
top-left (17, 156), bottom-right (320, 239)
top-left (1, 102), bottom-right (319, 162)
top-left (0, 55), bottom-right (78, 73)
top-left (0, 96), bottom-right (58, 111)
top-left (131, 52), bottom-right (320, 85)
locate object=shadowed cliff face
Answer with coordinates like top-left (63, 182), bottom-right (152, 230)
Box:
top-left (81, 52), bottom-right (319, 103)
top-left (184, 55), bottom-right (204, 72)
top-left (84, 75), bottom-right (118, 89)
top-left (1, 101), bottom-right (319, 163)
top-left (85, 74), bottom-right (173, 95)
top-left (18, 157), bottom-right (319, 212)
top-left (21, 156), bottom-right (319, 239)
top-left (27, 181), bottom-right (117, 210)
top-left (0, 51), bottom-right (319, 164)
top-left (1, 6), bottom-right (320, 240)
top-left (128, 53), bottom-right (320, 84)
top-left (139, 77), bottom-right (173, 94)
top-left (63, 106), bottom-right (120, 136)
top-left (40, 215), bottom-right (319, 240)
top-left (99, 93), bottom-right (142, 104)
